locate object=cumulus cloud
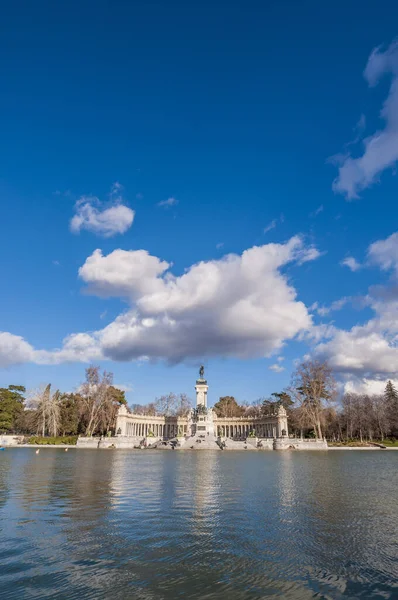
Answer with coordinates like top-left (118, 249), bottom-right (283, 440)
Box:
top-left (333, 40), bottom-right (398, 198)
top-left (315, 231), bottom-right (398, 381)
top-left (315, 318), bottom-right (398, 378)
top-left (74, 235), bottom-right (319, 363)
top-left (343, 377), bottom-right (398, 395)
top-left (70, 183), bottom-right (134, 237)
top-left (341, 256), bottom-right (361, 272)
top-left (79, 249), bottom-right (170, 298)
top-left (157, 197), bottom-right (178, 208)
top-left (0, 236), bottom-right (322, 367)
top-left (0, 332), bottom-right (35, 367)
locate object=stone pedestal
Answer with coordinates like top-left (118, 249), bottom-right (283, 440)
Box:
top-left (194, 408), bottom-right (215, 436)
top-left (192, 377), bottom-right (215, 436)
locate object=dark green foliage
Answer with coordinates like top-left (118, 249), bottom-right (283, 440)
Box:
top-left (0, 385), bottom-right (25, 433)
top-left (59, 394), bottom-right (81, 436)
top-left (384, 380), bottom-right (398, 436)
top-left (27, 436), bottom-right (78, 445)
top-left (213, 396), bottom-right (245, 417)
top-left (384, 380), bottom-right (398, 403)
top-left (271, 391), bottom-right (293, 408)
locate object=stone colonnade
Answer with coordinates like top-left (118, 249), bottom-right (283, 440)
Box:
top-left (215, 422), bottom-right (278, 438)
top-left (116, 406), bottom-right (288, 440)
top-left (116, 410), bottom-right (188, 439)
top-left (124, 421), bottom-right (187, 438)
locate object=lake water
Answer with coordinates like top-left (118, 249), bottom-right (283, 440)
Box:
top-left (1, 449), bottom-right (398, 599)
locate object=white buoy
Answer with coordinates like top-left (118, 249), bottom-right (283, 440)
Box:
top-left (35, 449), bottom-right (40, 454)
top-left (64, 448), bottom-right (68, 452)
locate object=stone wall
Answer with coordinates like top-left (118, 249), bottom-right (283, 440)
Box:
top-left (0, 435), bottom-right (25, 446)
top-left (76, 437), bottom-right (101, 448)
top-left (99, 436), bottom-right (164, 449)
top-left (274, 438), bottom-right (328, 450)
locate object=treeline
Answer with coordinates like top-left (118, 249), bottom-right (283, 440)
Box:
top-left (0, 368), bottom-right (194, 437)
top-left (206, 361), bottom-right (398, 442)
top-left (321, 382), bottom-right (398, 441)
top-left (1, 359), bottom-right (398, 442)
top-left (0, 367), bottom-right (127, 437)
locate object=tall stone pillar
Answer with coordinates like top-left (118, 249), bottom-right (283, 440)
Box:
top-left (195, 378), bottom-right (208, 408)
top-left (193, 366), bottom-right (215, 436)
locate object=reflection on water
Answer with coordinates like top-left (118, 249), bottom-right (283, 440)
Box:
top-left (1, 450), bottom-right (398, 599)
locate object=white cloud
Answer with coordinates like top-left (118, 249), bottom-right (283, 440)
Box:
top-left (333, 40), bottom-right (398, 198)
top-left (343, 377), bottom-right (398, 395)
top-left (316, 320), bottom-right (398, 378)
top-left (0, 236), bottom-right (321, 367)
top-left (216, 242), bottom-right (224, 249)
top-left (70, 184), bottom-right (134, 237)
top-left (264, 219), bottom-right (277, 234)
top-left (157, 197), bottom-right (178, 208)
top-left (79, 249), bottom-right (170, 299)
top-left (35, 333), bottom-right (104, 365)
top-left (367, 231), bottom-right (398, 274)
top-left (315, 231), bottom-right (398, 381)
top-left (295, 246), bottom-right (322, 264)
top-left (269, 363), bottom-right (285, 373)
top-left (341, 256), bottom-right (361, 272)
top-left (0, 332), bottom-right (35, 367)
top-left (76, 236), bottom-right (319, 363)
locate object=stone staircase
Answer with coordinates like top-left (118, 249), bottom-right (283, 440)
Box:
top-left (218, 438), bottom-right (257, 450)
top-left (179, 433), bottom-right (220, 450)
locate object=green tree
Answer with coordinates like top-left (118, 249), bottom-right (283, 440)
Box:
top-left (271, 391), bottom-right (293, 408)
top-left (384, 380), bottom-right (398, 436)
top-left (213, 396), bottom-right (244, 418)
top-left (0, 385), bottom-right (26, 433)
top-left (96, 385), bottom-right (128, 435)
top-left (59, 393), bottom-right (81, 436)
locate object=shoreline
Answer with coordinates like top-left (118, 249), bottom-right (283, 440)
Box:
top-left (328, 446), bottom-right (398, 450)
top-left (2, 444), bottom-right (398, 451)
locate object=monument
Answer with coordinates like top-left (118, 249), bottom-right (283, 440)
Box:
top-left (190, 366), bottom-right (215, 437)
top-left (108, 366), bottom-right (326, 450)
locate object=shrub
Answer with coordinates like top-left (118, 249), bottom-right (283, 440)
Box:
top-left (27, 436), bottom-right (78, 445)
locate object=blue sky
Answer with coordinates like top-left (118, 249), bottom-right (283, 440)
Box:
top-left (1, 0), bottom-right (398, 404)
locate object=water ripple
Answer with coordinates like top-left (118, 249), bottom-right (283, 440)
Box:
top-left (1, 449), bottom-right (398, 598)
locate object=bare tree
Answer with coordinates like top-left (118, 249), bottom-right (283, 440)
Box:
top-left (27, 384), bottom-right (61, 437)
top-left (155, 393), bottom-right (193, 416)
top-left (80, 366), bottom-right (113, 436)
top-left (243, 398), bottom-right (263, 418)
top-left (290, 359), bottom-right (337, 439)
top-left (372, 394), bottom-right (389, 440)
